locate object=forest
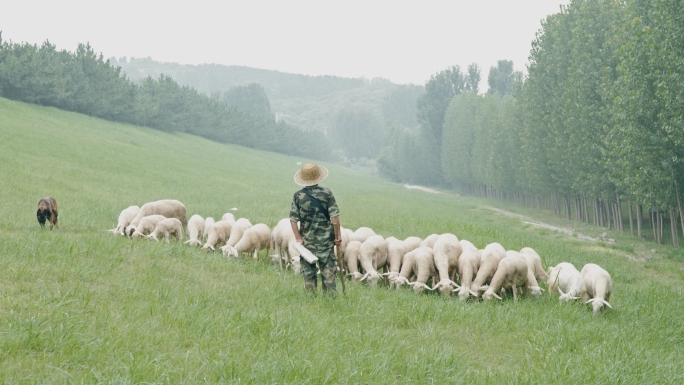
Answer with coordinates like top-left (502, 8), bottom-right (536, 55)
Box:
top-left (379, 0), bottom-right (684, 246)
top-left (0, 36), bottom-right (331, 161)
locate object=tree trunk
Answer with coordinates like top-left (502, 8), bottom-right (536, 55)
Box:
top-left (628, 200), bottom-right (634, 236)
top-left (675, 180), bottom-right (684, 243)
top-left (670, 208), bottom-right (679, 247)
top-left (584, 196), bottom-right (590, 224)
top-left (659, 211), bottom-right (664, 244)
top-left (637, 204), bottom-right (642, 238)
top-left (651, 211), bottom-right (656, 242)
top-left (616, 194), bottom-right (623, 232)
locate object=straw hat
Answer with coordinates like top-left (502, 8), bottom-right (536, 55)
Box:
top-left (294, 163), bottom-right (329, 187)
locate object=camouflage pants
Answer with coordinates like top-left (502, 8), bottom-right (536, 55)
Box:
top-left (302, 248), bottom-right (337, 294)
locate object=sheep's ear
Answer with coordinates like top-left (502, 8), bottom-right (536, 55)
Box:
top-left (585, 298), bottom-right (595, 305)
top-left (360, 273), bottom-right (369, 282)
top-left (449, 280), bottom-right (461, 288)
top-left (469, 289), bottom-right (479, 297)
top-left (493, 292), bottom-right (502, 300)
top-left (452, 287), bottom-right (461, 292)
top-left (603, 300), bottom-right (613, 309)
top-left (558, 287), bottom-right (566, 296)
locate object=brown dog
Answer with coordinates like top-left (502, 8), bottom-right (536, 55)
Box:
top-left (37, 197), bottom-right (59, 229)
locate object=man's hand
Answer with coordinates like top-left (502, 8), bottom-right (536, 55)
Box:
top-left (334, 236), bottom-right (341, 246)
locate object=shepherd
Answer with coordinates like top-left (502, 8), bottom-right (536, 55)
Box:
top-left (37, 196), bottom-right (59, 229)
top-left (290, 163), bottom-right (342, 295)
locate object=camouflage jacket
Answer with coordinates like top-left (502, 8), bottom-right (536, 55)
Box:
top-left (289, 185), bottom-right (340, 254)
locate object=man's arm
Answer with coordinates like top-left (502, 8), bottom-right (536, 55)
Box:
top-left (331, 216), bottom-right (341, 246)
top-left (291, 220), bottom-right (303, 244)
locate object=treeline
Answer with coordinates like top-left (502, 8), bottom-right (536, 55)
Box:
top-left (380, 0), bottom-right (684, 245)
top-left (0, 34), bottom-right (331, 161)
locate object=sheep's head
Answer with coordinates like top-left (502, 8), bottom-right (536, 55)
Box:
top-left (146, 234), bottom-right (159, 242)
top-left (482, 289), bottom-right (502, 301)
top-left (434, 279), bottom-right (460, 296)
top-left (383, 272), bottom-right (400, 288)
top-left (360, 272), bottom-right (381, 287)
top-left (202, 244), bottom-right (215, 253)
top-left (222, 245), bottom-right (238, 258)
top-left (529, 286), bottom-right (542, 297)
top-left (290, 256), bottom-right (302, 275)
top-left (586, 298), bottom-right (612, 316)
top-left (391, 275), bottom-right (410, 289)
top-left (453, 286), bottom-right (476, 301)
top-left (125, 226), bottom-right (136, 237)
top-left (558, 288), bottom-right (579, 302)
top-left (348, 271), bottom-right (364, 282)
top-left (408, 281), bottom-right (436, 294)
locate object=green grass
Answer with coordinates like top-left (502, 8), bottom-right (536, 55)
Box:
top-left (1, 97), bottom-right (683, 383)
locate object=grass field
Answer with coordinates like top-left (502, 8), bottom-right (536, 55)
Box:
top-left (1, 97), bottom-right (683, 384)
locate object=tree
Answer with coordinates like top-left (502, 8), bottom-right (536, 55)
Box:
top-left (487, 60), bottom-right (521, 96)
top-left (222, 83), bottom-right (272, 117)
top-left (464, 63), bottom-right (481, 94)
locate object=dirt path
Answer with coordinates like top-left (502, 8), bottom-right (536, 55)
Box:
top-left (487, 207), bottom-right (616, 244)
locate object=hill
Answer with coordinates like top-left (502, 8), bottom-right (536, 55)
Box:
top-left (116, 57), bottom-right (424, 133)
top-left (1, 97), bottom-right (683, 383)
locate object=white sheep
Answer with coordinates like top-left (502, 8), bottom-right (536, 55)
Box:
top-left (336, 226), bottom-right (351, 259)
top-left (184, 214), bottom-right (205, 246)
top-left (391, 247), bottom-right (420, 289)
top-left (202, 220), bottom-right (233, 252)
top-left (108, 205), bottom-right (140, 235)
top-left (203, 217), bottom-right (215, 241)
top-left (130, 215), bottom-right (166, 238)
top-left (402, 236), bottom-right (422, 254)
top-left (270, 219), bottom-right (302, 272)
top-left (223, 223), bottom-right (271, 260)
top-left (358, 235), bottom-right (388, 287)
top-left (147, 217), bottom-right (183, 242)
top-left (470, 242), bottom-right (507, 296)
top-left (419, 233), bottom-right (439, 248)
top-left (482, 253), bottom-right (530, 301)
top-left (581, 263), bottom-right (613, 316)
top-left (344, 240), bottom-right (363, 281)
top-left (221, 213), bottom-right (236, 225)
top-left (125, 199), bottom-right (187, 235)
top-left (408, 247), bottom-right (439, 294)
top-left (547, 262), bottom-right (586, 302)
top-left (520, 247), bottom-right (549, 282)
top-left (453, 240), bottom-right (481, 301)
top-left (383, 236), bottom-right (406, 287)
top-left (226, 218), bottom-right (253, 247)
top-left (432, 233), bottom-right (463, 295)
top-left (350, 227), bottom-right (376, 243)
top-left (507, 250), bottom-right (543, 297)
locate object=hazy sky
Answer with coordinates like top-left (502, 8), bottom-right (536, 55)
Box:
top-left (1, 1), bottom-right (569, 86)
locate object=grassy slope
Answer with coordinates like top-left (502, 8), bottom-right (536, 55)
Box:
top-left (0, 97), bottom-right (683, 383)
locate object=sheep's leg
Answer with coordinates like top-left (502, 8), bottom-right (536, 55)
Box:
top-left (512, 285), bottom-right (518, 302)
top-left (253, 249), bottom-right (259, 260)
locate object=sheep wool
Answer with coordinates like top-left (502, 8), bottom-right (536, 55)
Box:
top-left (419, 234), bottom-right (439, 249)
top-left (126, 199), bottom-right (187, 234)
top-left (129, 215), bottom-right (167, 238)
top-left (202, 220), bottom-right (233, 252)
top-left (547, 262), bottom-right (586, 302)
top-left (581, 263), bottom-right (613, 316)
top-left (203, 217), bottom-right (215, 241)
top-left (184, 214), bottom-right (205, 246)
top-left (358, 235), bottom-right (388, 287)
top-left (147, 218), bottom-right (183, 242)
top-left (223, 223), bottom-right (271, 260)
top-left (344, 240), bottom-right (363, 281)
top-left (454, 240), bottom-right (481, 301)
top-left (108, 205), bottom-right (140, 236)
top-left (226, 218), bottom-right (253, 247)
top-left (482, 253), bottom-right (530, 301)
top-left (432, 233), bottom-right (463, 296)
top-left (470, 242), bottom-right (507, 296)
top-left (409, 247), bottom-right (438, 294)
top-left (351, 227), bottom-right (376, 243)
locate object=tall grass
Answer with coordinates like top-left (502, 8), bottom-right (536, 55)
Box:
top-left (1, 97), bottom-right (683, 383)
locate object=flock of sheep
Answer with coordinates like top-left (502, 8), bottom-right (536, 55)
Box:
top-left (108, 199), bottom-right (613, 315)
